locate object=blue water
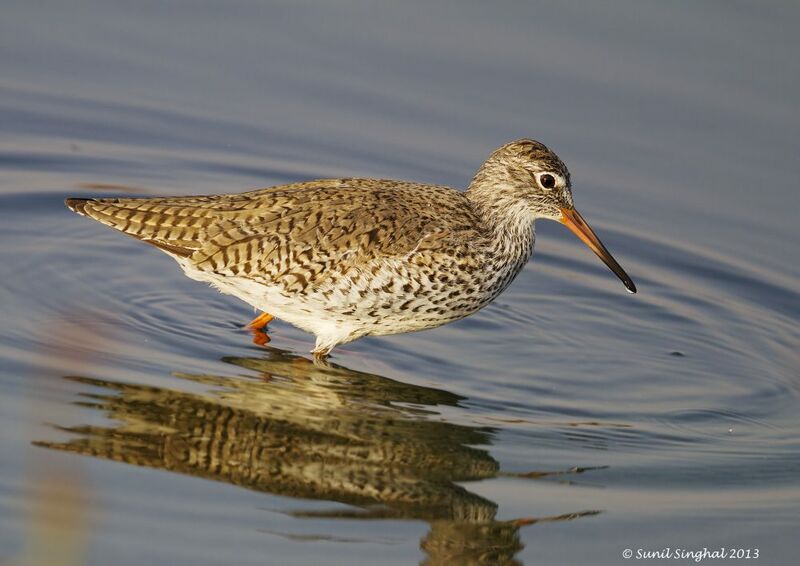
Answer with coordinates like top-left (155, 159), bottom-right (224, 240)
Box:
top-left (1, 1), bottom-right (799, 564)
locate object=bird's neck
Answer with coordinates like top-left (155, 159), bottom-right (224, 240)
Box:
top-left (466, 183), bottom-right (535, 265)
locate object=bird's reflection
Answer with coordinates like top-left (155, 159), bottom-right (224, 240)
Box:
top-left (36, 346), bottom-right (599, 565)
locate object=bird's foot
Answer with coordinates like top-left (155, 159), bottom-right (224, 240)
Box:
top-left (246, 311), bottom-right (275, 347)
top-left (246, 311), bottom-right (274, 330)
top-left (311, 347), bottom-right (332, 366)
top-left (251, 328), bottom-right (271, 347)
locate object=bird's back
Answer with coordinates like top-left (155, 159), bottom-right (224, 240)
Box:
top-left (66, 178), bottom-right (484, 290)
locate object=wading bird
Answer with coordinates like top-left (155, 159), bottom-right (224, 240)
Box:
top-left (66, 139), bottom-right (635, 357)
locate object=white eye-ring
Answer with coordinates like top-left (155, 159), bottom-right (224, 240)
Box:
top-left (536, 172), bottom-right (558, 191)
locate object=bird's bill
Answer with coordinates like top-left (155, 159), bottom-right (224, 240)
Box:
top-left (559, 207), bottom-right (637, 294)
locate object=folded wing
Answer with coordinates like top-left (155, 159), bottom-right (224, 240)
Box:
top-left (66, 179), bottom-right (480, 292)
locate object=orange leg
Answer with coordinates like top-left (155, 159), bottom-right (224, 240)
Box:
top-left (246, 311), bottom-right (274, 330)
top-left (251, 328), bottom-right (271, 347)
top-left (246, 311), bottom-right (275, 347)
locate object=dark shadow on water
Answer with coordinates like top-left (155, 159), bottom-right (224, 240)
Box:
top-left (35, 346), bottom-right (600, 565)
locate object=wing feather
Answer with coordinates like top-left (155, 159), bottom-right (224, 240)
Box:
top-left (66, 179), bottom-right (481, 290)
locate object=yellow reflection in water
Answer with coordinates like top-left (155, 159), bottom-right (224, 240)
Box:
top-left (36, 347), bottom-right (598, 565)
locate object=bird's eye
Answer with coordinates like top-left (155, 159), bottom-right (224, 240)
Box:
top-left (539, 173), bottom-right (556, 189)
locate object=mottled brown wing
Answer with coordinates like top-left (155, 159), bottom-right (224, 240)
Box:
top-left (66, 179), bottom-right (479, 290)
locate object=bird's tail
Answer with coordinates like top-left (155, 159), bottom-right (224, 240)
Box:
top-left (64, 197), bottom-right (199, 257)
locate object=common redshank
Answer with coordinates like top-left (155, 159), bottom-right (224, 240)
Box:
top-left (66, 139), bottom-right (636, 357)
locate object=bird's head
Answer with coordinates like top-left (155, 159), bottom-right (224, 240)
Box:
top-left (469, 139), bottom-right (636, 293)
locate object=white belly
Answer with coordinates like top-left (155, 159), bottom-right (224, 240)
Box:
top-left (178, 259), bottom-right (366, 350)
top-left (175, 254), bottom-right (518, 354)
